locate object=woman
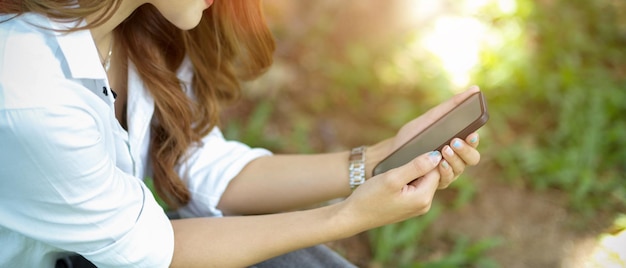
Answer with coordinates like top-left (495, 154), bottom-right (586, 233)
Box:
top-left (0, 0), bottom-right (482, 267)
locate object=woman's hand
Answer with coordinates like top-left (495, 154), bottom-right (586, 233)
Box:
top-left (344, 151), bottom-right (443, 227)
top-left (437, 133), bottom-right (480, 189)
top-left (367, 86), bottom-right (482, 189)
top-left (343, 87), bottom-right (484, 228)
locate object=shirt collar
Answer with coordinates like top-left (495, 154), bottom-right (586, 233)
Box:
top-left (49, 18), bottom-right (107, 80)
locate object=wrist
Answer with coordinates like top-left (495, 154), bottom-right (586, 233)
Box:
top-left (364, 139), bottom-right (391, 179)
top-left (348, 146), bottom-right (366, 189)
top-left (346, 139), bottom-right (392, 191)
top-left (347, 140), bottom-right (391, 186)
top-left (327, 199), bottom-right (369, 238)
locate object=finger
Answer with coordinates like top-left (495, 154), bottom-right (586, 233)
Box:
top-left (391, 151), bottom-right (442, 186)
top-left (437, 159), bottom-right (455, 189)
top-left (442, 144), bottom-right (465, 175)
top-left (450, 138), bottom-right (481, 166)
top-left (466, 132), bottom-right (480, 148)
top-left (405, 170), bottom-right (440, 214)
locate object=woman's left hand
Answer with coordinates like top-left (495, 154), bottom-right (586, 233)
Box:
top-left (436, 132), bottom-right (480, 189)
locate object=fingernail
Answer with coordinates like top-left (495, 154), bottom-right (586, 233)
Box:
top-left (453, 139), bottom-right (462, 148)
top-left (441, 160), bottom-right (449, 169)
top-left (444, 146), bottom-right (454, 157)
top-left (470, 136), bottom-right (478, 144)
top-left (429, 151), bottom-right (442, 164)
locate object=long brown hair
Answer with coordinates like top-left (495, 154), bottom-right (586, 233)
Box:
top-left (1, 0), bottom-right (276, 208)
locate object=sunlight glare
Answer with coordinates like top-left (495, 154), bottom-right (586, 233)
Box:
top-left (498, 0), bottom-right (518, 15)
top-left (421, 16), bottom-right (488, 90)
top-left (585, 215), bottom-right (626, 267)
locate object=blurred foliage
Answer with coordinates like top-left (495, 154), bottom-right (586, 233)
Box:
top-left (412, 236), bottom-right (502, 268)
top-left (369, 200), bottom-right (500, 268)
top-left (474, 0), bottom-right (626, 213)
top-left (369, 203), bottom-right (443, 266)
top-left (144, 177), bottom-right (170, 211)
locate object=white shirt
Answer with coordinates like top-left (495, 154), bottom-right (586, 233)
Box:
top-left (0, 13), bottom-right (271, 267)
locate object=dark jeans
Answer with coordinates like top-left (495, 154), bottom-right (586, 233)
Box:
top-left (251, 245), bottom-right (357, 268)
top-left (54, 255), bottom-right (96, 268)
top-left (56, 245), bottom-right (355, 268)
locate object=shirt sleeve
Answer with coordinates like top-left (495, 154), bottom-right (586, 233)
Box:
top-left (0, 104), bottom-right (174, 267)
top-left (176, 127), bottom-right (272, 218)
top-left (173, 57), bottom-right (272, 218)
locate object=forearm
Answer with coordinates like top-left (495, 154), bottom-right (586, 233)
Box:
top-left (218, 152), bottom-right (350, 215)
top-left (170, 202), bottom-right (362, 268)
top-left (218, 142), bottom-right (390, 215)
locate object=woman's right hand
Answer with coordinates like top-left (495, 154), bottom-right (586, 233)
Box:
top-left (342, 151), bottom-right (443, 229)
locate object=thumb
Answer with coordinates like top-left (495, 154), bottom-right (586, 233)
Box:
top-left (388, 151), bottom-right (442, 186)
